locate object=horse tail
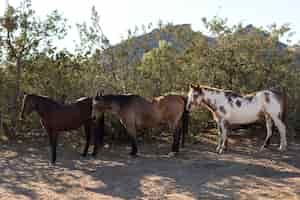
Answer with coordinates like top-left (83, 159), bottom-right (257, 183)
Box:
top-left (95, 112), bottom-right (105, 145)
top-left (281, 89), bottom-right (288, 126)
top-left (181, 96), bottom-right (190, 148)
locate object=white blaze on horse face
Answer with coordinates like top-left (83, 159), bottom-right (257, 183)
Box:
top-left (186, 88), bottom-right (194, 110)
top-left (187, 87), bottom-right (203, 110)
top-left (195, 91), bottom-right (203, 105)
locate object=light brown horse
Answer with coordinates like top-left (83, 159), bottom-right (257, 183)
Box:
top-left (20, 94), bottom-right (103, 164)
top-left (92, 93), bottom-right (189, 156)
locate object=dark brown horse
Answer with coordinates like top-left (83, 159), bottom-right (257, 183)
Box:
top-left (92, 93), bottom-right (189, 156)
top-left (20, 94), bottom-right (103, 164)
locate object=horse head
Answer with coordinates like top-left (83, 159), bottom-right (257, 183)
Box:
top-left (20, 94), bottom-right (36, 120)
top-left (92, 90), bottom-right (106, 118)
top-left (186, 84), bottom-right (204, 111)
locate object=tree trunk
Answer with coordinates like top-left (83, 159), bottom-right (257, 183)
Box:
top-left (11, 58), bottom-right (22, 136)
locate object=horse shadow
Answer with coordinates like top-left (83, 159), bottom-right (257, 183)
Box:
top-left (83, 145), bottom-right (300, 199)
top-left (1, 134), bottom-right (300, 200)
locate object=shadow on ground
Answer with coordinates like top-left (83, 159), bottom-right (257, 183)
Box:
top-left (0, 129), bottom-right (300, 200)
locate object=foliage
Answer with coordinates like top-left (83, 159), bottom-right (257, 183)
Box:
top-left (1, 3), bottom-right (300, 140)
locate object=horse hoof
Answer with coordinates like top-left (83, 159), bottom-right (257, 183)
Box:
top-left (130, 151), bottom-right (138, 157)
top-left (217, 148), bottom-right (224, 154)
top-left (259, 146), bottom-right (266, 152)
top-left (171, 148), bottom-right (179, 153)
top-left (49, 161), bottom-right (56, 167)
top-left (278, 146), bottom-right (287, 152)
top-left (91, 152), bottom-right (98, 158)
top-left (130, 154), bottom-right (138, 158)
top-left (168, 152), bottom-right (179, 157)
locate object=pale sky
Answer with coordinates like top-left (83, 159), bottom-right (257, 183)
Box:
top-left (1, 0), bottom-right (300, 50)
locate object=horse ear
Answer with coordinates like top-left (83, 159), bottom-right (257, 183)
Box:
top-left (190, 84), bottom-right (197, 89)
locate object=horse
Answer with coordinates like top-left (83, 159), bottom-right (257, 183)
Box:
top-left (92, 92), bottom-right (189, 156)
top-left (186, 84), bottom-right (287, 154)
top-left (20, 94), bottom-right (103, 164)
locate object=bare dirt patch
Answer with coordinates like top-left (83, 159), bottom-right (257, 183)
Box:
top-left (1, 130), bottom-right (300, 200)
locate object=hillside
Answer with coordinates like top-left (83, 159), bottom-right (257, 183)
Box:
top-left (100, 24), bottom-right (300, 68)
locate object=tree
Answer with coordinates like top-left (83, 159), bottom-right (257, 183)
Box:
top-left (0, 0), bottom-right (68, 133)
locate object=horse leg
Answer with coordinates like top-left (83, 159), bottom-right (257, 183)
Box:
top-left (129, 135), bottom-right (138, 156)
top-left (92, 122), bottom-right (99, 157)
top-left (181, 110), bottom-right (188, 148)
top-left (172, 127), bottom-right (181, 153)
top-left (91, 113), bottom-right (105, 157)
top-left (91, 122), bottom-right (99, 157)
top-left (126, 125), bottom-right (138, 156)
top-left (270, 114), bottom-right (287, 151)
top-left (98, 113), bottom-right (105, 146)
top-left (180, 126), bottom-right (185, 148)
top-left (48, 131), bottom-right (58, 164)
top-left (218, 119), bottom-right (228, 154)
top-left (82, 124), bottom-right (91, 157)
top-left (216, 123), bottom-right (222, 153)
top-left (260, 114), bottom-right (273, 151)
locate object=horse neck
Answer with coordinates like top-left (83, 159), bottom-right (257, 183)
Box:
top-left (34, 96), bottom-right (59, 118)
top-left (203, 89), bottom-right (223, 105)
top-left (105, 96), bottom-right (122, 115)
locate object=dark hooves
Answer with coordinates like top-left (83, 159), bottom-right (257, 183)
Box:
top-left (91, 152), bottom-right (98, 157)
top-left (172, 146), bottom-right (180, 153)
top-left (81, 153), bottom-right (88, 157)
top-left (49, 161), bottom-right (56, 166)
top-left (130, 151), bottom-right (138, 157)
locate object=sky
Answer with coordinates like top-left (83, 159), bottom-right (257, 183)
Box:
top-left (1, 0), bottom-right (300, 50)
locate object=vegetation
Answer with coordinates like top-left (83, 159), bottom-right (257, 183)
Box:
top-left (1, 0), bottom-right (299, 140)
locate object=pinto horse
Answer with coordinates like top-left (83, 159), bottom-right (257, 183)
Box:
top-left (92, 93), bottom-right (189, 156)
top-left (186, 84), bottom-right (287, 154)
top-left (20, 94), bottom-right (103, 164)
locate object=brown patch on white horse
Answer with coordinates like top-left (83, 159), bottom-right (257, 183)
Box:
top-left (219, 106), bottom-right (226, 114)
top-left (265, 92), bottom-right (270, 103)
top-left (235, 100), bottom-right (242, 107)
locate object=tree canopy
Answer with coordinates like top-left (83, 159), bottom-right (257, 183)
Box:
top-left (1, 0), bottom-right (300, 138)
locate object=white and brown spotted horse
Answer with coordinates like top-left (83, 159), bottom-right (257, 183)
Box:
top-left (186, 84), bottom-right (287, 154)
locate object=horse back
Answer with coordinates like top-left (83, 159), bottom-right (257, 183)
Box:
top-left (44, 97), bottom-right (93, 131)
top-left (152, 95), bottom-right (186, 122)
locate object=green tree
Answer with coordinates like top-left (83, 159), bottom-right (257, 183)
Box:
top-left (0, 0), bottom-right (68, 133)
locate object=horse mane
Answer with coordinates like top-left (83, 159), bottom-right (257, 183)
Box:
top-left (198, 85), bottom-right (256, 97)
top-left (102, 94), bottom-right (141, 105)
top-left (198, 85), bottom-right (237, 94)
top-left (27, 94), bottom-right (63, 107)
top-left (198, 85), bottom-right (225, 91)
top-left (76, 96), bottom-right (90, 102)
top-left (162, 91), bottom-right (187, 97)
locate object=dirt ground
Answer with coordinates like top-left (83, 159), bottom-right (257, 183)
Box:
top-left (1, 130), bottom-right (300, 200)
